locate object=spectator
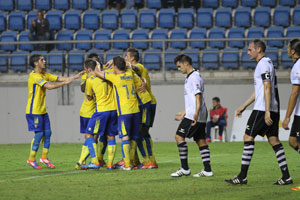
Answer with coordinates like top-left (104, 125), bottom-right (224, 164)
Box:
top-left (206, 97), bottom-right (228, 142)
top-left (108, 0), bottom-right (125, 13)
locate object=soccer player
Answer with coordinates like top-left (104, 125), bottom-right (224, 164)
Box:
top-left (170, 54), bottom-right (213, 178)
top-left (282, 39), bottom-right (300, 154)
top-left (26, 54), bottom-right (82, 169)
top-left (225, 40), bottom-right (292, 185)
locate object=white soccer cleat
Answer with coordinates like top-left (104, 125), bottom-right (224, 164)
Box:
top-left (170, 168), bottom-right (191, 177)
top-left (193, 170), bottom-right (213, 177)
top-left (119, 166), bottom-right (131, 171)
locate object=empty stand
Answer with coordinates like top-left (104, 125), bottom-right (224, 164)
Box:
top-left (234, 8), bottom-right (251, 27)
top-left (139, 9), bottom-right (156, 29)
top-left (46, 10), bottom-right (63, 30)
top-left (94, 30), bottom-right (112, 50)
top-left (279, 0), bottom-right (295, 6)
top-left (132, 29), bottom-right (149, 50)
top-left (9, 11), bottom-right (25, 31)
top-left (53, 0), bottom-right (69, 10)
top-left (48, 50), bottom-right (64, 71)
top-left (105, 49), bottom-right (123, 63)
top-left (91, 0), bottom-right (107, 9)
top-left (0, 0), bottom-right (14, 11)
top-left (254, 7), bottom-right (271, 27)
top-left (265, 48), bottom-right (278, 67)
top-left (158, 8), bottom-right (175, 28)
top-left (215, 8), bottom-right (232, 28)
top-left (19, 31), bottom-right (33, 51)
top-left (0, 13), bottom-right (6, 32)
top-left (10, 51), bottom-right (27, 72)
top-left (222, 48), bottom-right (239, 69)
top-left (64, 10), bottom-right (81, 30)
top-left (293, 6), bottom-right (300, 25)
top-left (260, 0), bottom-right (276, 7)
top-left (184, 48), bottom-right (200, 68)
top-left (222, 0), bottom-right (238, 8)
top-left (247, 27), bottom-right (265, 39)
top-left (75, 30), bottom-right (93, 50)
top-left (241, 48), bottom-right (256, 68)
top-left (203, 0), bottom-right (219, 8)
top-left (113, 30), bottom-right (130, 49)
top-left (72, 0), bottom-right (88, 10)
top-left (202, 48), bottom-right (219, 69)
top-left (102, 10), bottom-right (118, 29)
top-left (146, 0), bottom-right (161, 9)
top-left (56, 30), bottom-right (74, 50)
top-left (177, 8), bottom-right (194, 29)
top-left (165, 49), bottom-right (181, 69)
top-left (151, 29), bottom-right (168, 49)
top-left (208, 28), bottom-right (225, 49)
top-left (189, 28), bottom-right (206, 49)
top-left (228, 27), bottom-right (245, 48)
top-left (68, 50), bottom-right (85, 70)
top-left (0, 31), bottom-right (17, 51)
top-left (36, 0), bottom-right (51, 10)
top-left (121, 9), bottom-right (137, 29)
top-left (274, 7), bottom-right (290, 27)
top-left (143, 49), bottom-right (161, 70)
top-left (267, 27), bottom-right (284, 48)
top-left (241, 0), bottom-right (257, 7)
top-left (196, 8), bottom-right (213, 28)
top-left (16, 0), bottom-right (32, 11)
top-left (83, 9), bottom-right (100, 30)
top-left (170, 29), bottom-right (187, 49)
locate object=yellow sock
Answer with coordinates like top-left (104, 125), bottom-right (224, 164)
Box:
top-left (41, 148), bottom-right (49, 159)
top-left (130, 140), bottom-right (137, 164)
top-left (97, 142), bottom-right (104, 161)
top-left (28, 139), bottom-right (37, 161)
top-left (107, 141), bottom-right (116, 167)
top-left (149, 137), bottom-right (157, 164)
top-left (78, 145), bottom-right (89, 164)
top-left (122, 141), bottom-right (130, 168)
top-left (142, 140), bottom-right (150, 165)
top-left (91, 143), bottom-right (99, 165)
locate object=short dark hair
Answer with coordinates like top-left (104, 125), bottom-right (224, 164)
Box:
top-left (289, 39), bottom-right (300, 50)
top-left (30, 54), bottom-right (41, 68)
top-left (174, 54), bottom-right (192, 65)
top-left (212, 97), bottom-right (220, 103)
top-left (84, 59), bottom-right (97, 70)
top-left (37, 10), bottom-right (44, 16)
top-left (88, 53), bottom-right (101, 63)
top-left (127, 48), bottom-right (139, 61)
top-left (252, 39), bottom-right (266, 53)
top-left (293, 41), bottom-right (300, 56)
top-left (113, 56), bottom-right (126, 71)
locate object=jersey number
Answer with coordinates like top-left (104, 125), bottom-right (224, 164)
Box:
top-left (122, 85), bottom-right (136, 99)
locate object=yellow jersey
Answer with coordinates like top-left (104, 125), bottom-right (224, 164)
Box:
top-left (85, 74), bottom-right (116, 113)
top-left (104, 69), bottom-right (140, 115)
top-left (80, 73), bottom-right (95, 118)
top-left (26, 70), bottom-right (58, 115)
top-left (132, 71), bottom-right (152, 105)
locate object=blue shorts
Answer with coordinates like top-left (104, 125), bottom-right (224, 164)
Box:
top-left (80, 116), bottom-right (90, 134)
top-left (139, 101), bottom-right (151, 126)
top-left (86, 111), bottom-right (118, 136)
top-left (26, 113), bottom-right (51, 132)
top-left (149, 104), bottom-right (156, 127)
top-left (118, 112), bottom-right (140, 139)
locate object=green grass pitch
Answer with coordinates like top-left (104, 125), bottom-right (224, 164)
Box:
top-left (0, 141), bottom-right (299, 200)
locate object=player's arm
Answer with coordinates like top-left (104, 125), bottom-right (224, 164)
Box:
top-left (263, 80), bottom-right (273, 126)
top-left (236, 91), bottom-right (255, 117)
top-left (192, 93), bottom-right (202, 126)
top-left (131, 64), bottom-right (142, 77)
top-left (58, 71), bottom-right (84, 82)
top-left (94, 66), bottom-right (105, 79)
top-left (133, 72), bottom-right (146, 93)
top-left (43, 81), bottom-right (67, 90)
top-left (85, 78), bottom-right (94, 101)
top-left (282, 84), bottom-right (300, 130)
top-left (81, 82), bottom-right (86, 93)
top-left (175, 110), bottom-right (186, 121)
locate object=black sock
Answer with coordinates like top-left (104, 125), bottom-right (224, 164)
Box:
top-left (238, 141), bottom-right (255, 179)
top-left (199, 145), bottom-right (212, 172)
top-left (177, 142), bottom-right (189, 170)
top-left (294, 146), bottom-right (300, 154)
top-left (273, 143), bottom-right (290, 179)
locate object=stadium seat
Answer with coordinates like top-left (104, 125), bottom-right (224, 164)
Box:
top-left (202, 48), bottom-right (219, 69)
top-left (293, 6), bottom-right (300, 25)
top-left (222, 0), bottom-right (238, 8)
top-left (222, 48), bottom-right (239, 69)
top-left (234, 8), bottom-right (251, 27)
top-left (132, 29), bottom-right (149, 50)
top-left (241, 48), bottom-right (256, 69)
top-left (0, 12), bottom-right (6, 32)
top-left (208, 28), bottom-right (225, 49)
top-left (27, 11), bottom-right (37, 29)
top-left (267, 27), bottom-right (284, 48)
top-left (274, 7), bottom-right (290, 27)
top-left (105, 49), bottom-right (123, 63)
top-left (19, 31), bottom-right (33, 51)
top-left (75, 30), bottom-right (93, 50)
top-left (189, 28), bottom-right (206, 49)
top-left (279, 0), bottom-right (295, 6)
top-left (94, 30), bottom-right (112, 50)
top-left (170, 29), bottom-right (187, 49)
top-left (146, 0), bottom-right (161, 9)
top-left (265, 48), bottom-right (278, 67)
top-left (151, 29), bottom-right (168, 49)
top-left (215, 8), bottom-right (232, 28)
top-left (16, 0), bottom-right (32, 11)
top-left (0, 0), bottom-right (14, 11)
top-left (56, 30), bottom-right (74, 50)
top-left (91, 0), bottom-right (106, 9)
top-left (139, 9), bottom-right (156, 29)
top-left (281, 48), bottom-right (293, 68)
top-left (48, 50), bottom-right (64, 71)
top-left (10, 51), bottom-right (27, 72)
top-left (143, 49), bottom-right (161, 70)
top-left (64, 10), bottom-right (81, 30)
top-left (83, 10), bottom-right (100, 30)
top-left (247, 27), bottom-right (265, 39)
top-left (72, 0), bottom-right (87, 10)
top-left (0, 53), bottom-right (8, 72)
top-left (102, 10), bottom-right (118, 29)
top-left (36, 0), bottom-right (51, 10)
top-left (46, 10), bottom-right (63, 30)
top-left (68, 50), bottom-right (85, 71)
top-left (196, 8), bottom-right (213, 28)
top-left (121, 9), bottom-right (137, 29)
top-left (260, 0), bottom-right (276, 7)
top-left (203, 0), bottom-right (218, 8)
top-left (183, 48), bottom-right (200, 68)
top-left (31, 50), bottom-right (47, 57)
top-left (254, 7), bottom-right (271, 27)
top-left (228, 28), bottom-right (245, 48)
top-left (165, 49), bottom-right (181, 70)
top-left (113, 30), bottom-right (130, 49)
top-left (53, 0), bottom-right (69, 10)
top-left (241, 0), bottom-right (256, 7)
top-left (0, 31), bottom-right (17, 51)
top-left (177, 8), bottom-right (194, 29)
top-left (286, 26), bottom-right (300, 38)
top-left (87, 49), bottom-right (105, 63)
top-left (8, 11), bottom-right (25, 31)
top-left (158, 9), bottom-right (175, 29)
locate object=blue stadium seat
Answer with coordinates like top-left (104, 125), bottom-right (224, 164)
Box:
top-left (56, 30), bottom-right (74, 50)
top-left (48, 50), bottom-right (64, 71)
top-left (241, 48), bottom-right (256, 69)
top-left (146, 0), bottom-right (161, 9)
top-left (274, 7), bottom-right (290, 27)
top-left (31, 51), bottom-right (47, 58)
top-left (87, 49), bottom-right (105, 63)
top-left (203, 0), bottom-right (218, 8)
top-left (16, 0), bottom-right (32, 11)
top-left (46, 10), bottom-right (63, 30)
top-left (10, 51), bottom-right (27, 72)
top-left (121, 9), bottom-right (137, 29)
top-left (202, 48), bottom-right (219, 69)
top-left (165, 49), bottom-right (181, 70)
top-left (293, 6), bottom-right (300, 25)
top-left (105, 49), bottom-right (123, 63)
top-left (286, 26), bottom-right (300, 38)
top-left (215, 8), bottom-right (232, 28)
top-left (0, 52), bottom-right (8, 72)
top-left (83, 10), bottom-right (100, 30)
top-left (196, 8), bottom-right (213, 28)
top-left (158, 8), bottom-right (175, 29)
top-left (265, 48), bottom-right (278, 67)
top-left (75, 30), bottom-right (93, 50)
top-left (254, 7), bottom-right (271, 27)
top-left (72, 0), bottom-right (87, 10)
top-left (151, 29), bottom-right (168, 49)
top-left (27, 11), bottom-right (37, 29)
top-left (113, 30), bottom-right (130, 49)
top-left (0, 31), bottom-right (17, 51)
top-left (94, 30), bottom-right (112, 50)
top-left (132, 29), bottom-right (149, 50)
top-left (64, 10), bottom-right (81, 30)
top-left (53, 0), bottom-right (69, 10)
top-left (19, 31), bottom-right (33, 51)
top-left (143, 49), bottom-right (161, 70)
top-left (208, 28), bottom-right (225, 49)
top-left (0, 12), bottom-right (6, 32)
top-left (177, 8), bottom-right (194, 29)
top-left (184, 48), bottom-right (200, 68)
top-left (222, 48), bottom-right (239, 69)
top-left (222, 0), bottom-right (238, 8)
top-left (68, 50), bottom-right (85, 71)
top-left (234, 8), bottom-right (251, 27)
top-left (279, 0), bottom-right (295, 6)
top-left (189, 28), bottom-right (206, 49)
top-left (247, 27), bottom-right (265, 39)
top-left (36, 0), bottom-right (51, 10)
top-left (8, 11), bottom-right (25, 31)
top-left (260, 0), bottom-right (276, 7)
top-left (139, 9), bottom-right (156, 29)
top-left (228, 28), bottom-right (245, 48)
top-left (102, 10), bottom-right (118, 29)
top-left (281, 48), bottom-right (293, 68)
top-left (267, 27), bottom-right (284, 48)
top-left (170, 29), bottom-right (187, 49)
top-left (241, 0), bottom-right (256, 7)
top-left (0, 0), bottom-right (14, 11)
top-left (91, 0), bottom-right (106, 9)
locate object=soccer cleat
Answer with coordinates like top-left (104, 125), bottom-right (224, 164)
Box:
top-left (170, 168), bottom-right (191, 177)
top-left (27, 160), bottom-right (42, 169)
top-left (40, 158), bottom-right (55, 168)
top-left (79, 162), bottom-right (100, 170)
top-left (225, 176), bottom-right (247, 185)
top-left (291, 186), bottom-right (300, 191)
top-left (219, 136), bottom-right (222, 141)
top-left (193, 170), bottom-right (213, 177)
top-left (75, 163), bottom-right (82, 170)
top-left (106, 165), bottom-right (116, 170)
top-left (133, 162), bottom-right (153, 170)
top-left (206, 138), bottom-right (211, 142)
top-left (119, 165), bottom-right (131, 171)
top-left (98, 160), bottom-right (106, 167)
top-left (152, 163), bottom-right (158, 169)
top-left (114, 160), bottom-right (125, 169)
top-left (273, 177), bottom-right (293, 185)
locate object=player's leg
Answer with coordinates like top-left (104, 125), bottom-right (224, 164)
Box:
top-left (97, 135), bottom-right (107, 166)
top-left (289, 137), bottom-right (300, 153)
top-left (130, 139), bottom-right (140, 167)
top-left (118, 115), bottom-right (132, 170)
top-left (217, 119), bottom-right (226, 140)
top-left (206, 121), bottom-right (213, 142)
top-left (76, 117), bottom-right (91, 169)
top-left (106, 111), bottom-right (118, 170)
top-left (289, 115), bottom-right (300, 153)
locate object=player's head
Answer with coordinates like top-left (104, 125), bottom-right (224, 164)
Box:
top-left (88, 53), bottom-right (101, 63)
top-left (288, 39), bottom-right (300, 58)
top-left (125, 48), bottom-right (139, 63)
top-left (174, 54), bottom-right (193, 74)
top-left (84, 59), bottom-right (98, 72)
top-left (212, 97), bottom-right (220, 107)
top-left (248, 39), bottom-right (266, 60)
top-left (113, 56), bottom-right (126, 71)
top-left (30, 54), bottom-right (46, 70)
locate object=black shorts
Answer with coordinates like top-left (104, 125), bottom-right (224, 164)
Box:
top-left (176, 118), bottom-right (206, 141)
top-left (290, 115), bottom-right (300, 142)
top-left (245, 110), bottom-right (279, 138)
